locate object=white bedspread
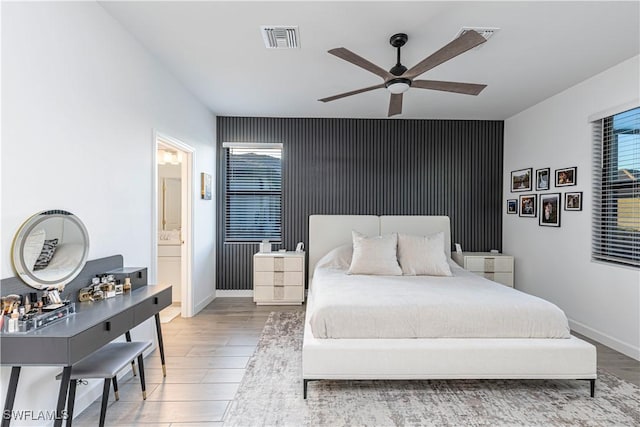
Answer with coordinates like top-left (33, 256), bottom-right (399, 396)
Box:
top-left (309, 254), bottom-right (570, 339)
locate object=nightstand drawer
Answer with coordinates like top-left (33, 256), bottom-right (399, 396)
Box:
top-left (452, 252), bottom-right (514, 288)
top-left (254, 256), bottom-right (303, 272)
top-left (480, 272), bottom-right (514, 287)
top-left (465, 256), bottom-right (513, 273)
top-left (254, 271), bottom-right (303, 286)
top-left (254, 285), bottom-right (303, 301)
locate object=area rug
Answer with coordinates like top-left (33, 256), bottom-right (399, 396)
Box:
top-left (224, 311), bottom-right (640, 426)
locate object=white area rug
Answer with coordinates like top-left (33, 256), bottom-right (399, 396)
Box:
top-left (159, 305), bottom-right (181, 323)
top-left (224, 311), bottom-right (640, 426)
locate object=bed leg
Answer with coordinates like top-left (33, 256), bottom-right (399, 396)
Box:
top-left (303, 379), bottom-right (309, 400)
top-left (590, 379), bottom-right (595, 398)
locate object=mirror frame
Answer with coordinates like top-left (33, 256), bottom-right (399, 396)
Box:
top-left (12, 210), bottom-right (90, 289)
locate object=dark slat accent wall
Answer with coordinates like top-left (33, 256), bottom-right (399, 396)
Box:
top-left (216, 117), bottom-right (504, 290)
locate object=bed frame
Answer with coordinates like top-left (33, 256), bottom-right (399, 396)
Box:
top-left (302, 215), bottom-right (597, 398)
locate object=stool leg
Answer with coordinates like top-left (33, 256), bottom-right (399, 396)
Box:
top-left (66, 380), bottom-right (77, 427)
top-left (112, 377), bottom-right (119, 401)
top-left (125, 331), bottom-right (137, 377)
top-left (154, 313), bottom-right (167, 377)
top-left (137, 354), bottom-right (147, 400)
top-left (98, 379), bottom-right (110, 427)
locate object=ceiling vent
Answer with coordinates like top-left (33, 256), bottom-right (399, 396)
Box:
top-left (455, 26), bottom-right (500, 42)
top-left (261, 26), bottom-right (300, 49)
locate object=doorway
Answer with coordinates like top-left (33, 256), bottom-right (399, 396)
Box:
top-left (153, 132), bottom-right (194, 318)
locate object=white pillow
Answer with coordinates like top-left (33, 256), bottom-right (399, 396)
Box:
top-left (348, 231), bottom-right (402, 276)
top-left (23, 228), bottom-right (46, 271)
top-left (397, 232), bottom-right (452, 276)
top-left (315, 244), bottom-right (353, 271)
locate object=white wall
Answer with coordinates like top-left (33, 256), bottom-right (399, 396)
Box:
top-left (503, 56), bottom-right (640, 360)
top-left (1, 2), bottom-right (216, 424)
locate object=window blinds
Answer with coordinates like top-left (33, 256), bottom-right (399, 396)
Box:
top-left (224, 144), bottom-right (282, 242)
top-left (592, 107), bottom-right (640, 267)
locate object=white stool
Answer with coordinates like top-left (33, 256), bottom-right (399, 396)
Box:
top-left (61, 341), bottom-right (151, 427)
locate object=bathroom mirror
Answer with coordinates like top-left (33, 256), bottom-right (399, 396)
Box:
top-left (12, 210), bottom-right (90, 290)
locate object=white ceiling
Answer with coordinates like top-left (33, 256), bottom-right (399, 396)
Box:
top-left (100, 1), bottom-right (639, 120)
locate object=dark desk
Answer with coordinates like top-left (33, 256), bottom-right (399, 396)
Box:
top-left (1, 283), bottom-right (172, 427)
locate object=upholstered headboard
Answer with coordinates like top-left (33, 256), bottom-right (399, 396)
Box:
top-left (308, 215), bottom-right (451, 282)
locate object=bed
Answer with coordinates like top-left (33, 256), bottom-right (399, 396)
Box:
top-left (302, 215), bottom-right (597, 398)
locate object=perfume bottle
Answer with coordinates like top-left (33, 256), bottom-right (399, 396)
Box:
top-left (8, 310), bottom-right (19, 333)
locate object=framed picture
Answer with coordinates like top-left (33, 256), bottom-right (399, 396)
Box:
top-left (539, 193), bottom-right (561, 227)
top-left (565, 191), bottom-right (583, 211)
top-left (555, 166), bottom-right (577, 187)
top-left (511, 168), bottom-right (533, 192)
top-left (518, 194), bottom-right (537, 217)
top-left (201, 172), bottom-right (212, 200)
top-left (536, 168), bottom-right (550, 191)
top-left (507, 199), bottom-right (518, 214)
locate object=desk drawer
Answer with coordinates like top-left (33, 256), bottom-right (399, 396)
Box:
top-left (134, 287), bottom-right (172, 324)
top-left (69, 307), bottom-right (135, 363)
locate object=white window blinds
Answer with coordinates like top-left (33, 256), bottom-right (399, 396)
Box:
top-left (224, 143), bottom-right (283, 242)
top-left (592, 106), bottom-right (640, 267)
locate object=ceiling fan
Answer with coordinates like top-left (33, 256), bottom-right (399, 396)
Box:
top-left (319, 31), bottom-right (488, 117)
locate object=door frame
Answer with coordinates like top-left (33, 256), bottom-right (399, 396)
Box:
top-left (152, 131), bottom-right (195, 318)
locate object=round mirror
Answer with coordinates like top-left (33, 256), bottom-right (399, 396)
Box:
top-left (12, 210), bottom-right (90, 290)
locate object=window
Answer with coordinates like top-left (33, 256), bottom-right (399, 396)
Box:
top-left (223, 143), bottom-right (282, 242)
top-left (592, 106), bottom-right (640, 267)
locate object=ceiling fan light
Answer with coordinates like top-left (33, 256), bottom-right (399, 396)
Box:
top-left (387, 81), bottom-right (410, 94)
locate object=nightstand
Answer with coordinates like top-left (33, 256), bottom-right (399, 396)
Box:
top-left (451, 252), bottom-right (514, 287)
top-left (253, 251), bottom-right (305, 305)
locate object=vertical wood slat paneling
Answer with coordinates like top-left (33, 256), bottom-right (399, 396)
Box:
top-left (217, 117), bottom-right (504, 290)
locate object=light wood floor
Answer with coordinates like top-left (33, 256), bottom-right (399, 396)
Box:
top-left (75, 297), bottom-right (639, 426)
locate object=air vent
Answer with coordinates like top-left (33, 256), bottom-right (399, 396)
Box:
top-left (261, 26), bottom-right (300, 49)
top-left (455, 26), bottom-right (500, 41)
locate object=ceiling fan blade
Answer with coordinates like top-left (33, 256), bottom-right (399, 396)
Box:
top-left (412, 80), bottom-right (487, 95)
top-left (403, 30), bottom-right (486, 80)
top-left (319, 83), bottom-right (385, 103)
top-left (388, 93), bottom-right (403, 117)
top-left (328, 48), bottom-right (393, 80)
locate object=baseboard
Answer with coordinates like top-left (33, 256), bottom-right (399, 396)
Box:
top-left (194, 292), bottom-right (216, 314)
top-left (215, 289), bottom-right (253, 297)
top-left (569, 318), bottom-right (640, 361)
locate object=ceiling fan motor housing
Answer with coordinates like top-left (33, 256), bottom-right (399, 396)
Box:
top-left (389, 64), bottom-right (407, 76)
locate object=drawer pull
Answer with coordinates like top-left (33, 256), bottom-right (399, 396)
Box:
top-left (105, 321), bottom-right (111, 331)
top-left (154, 297), bottom-right (159, 304)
